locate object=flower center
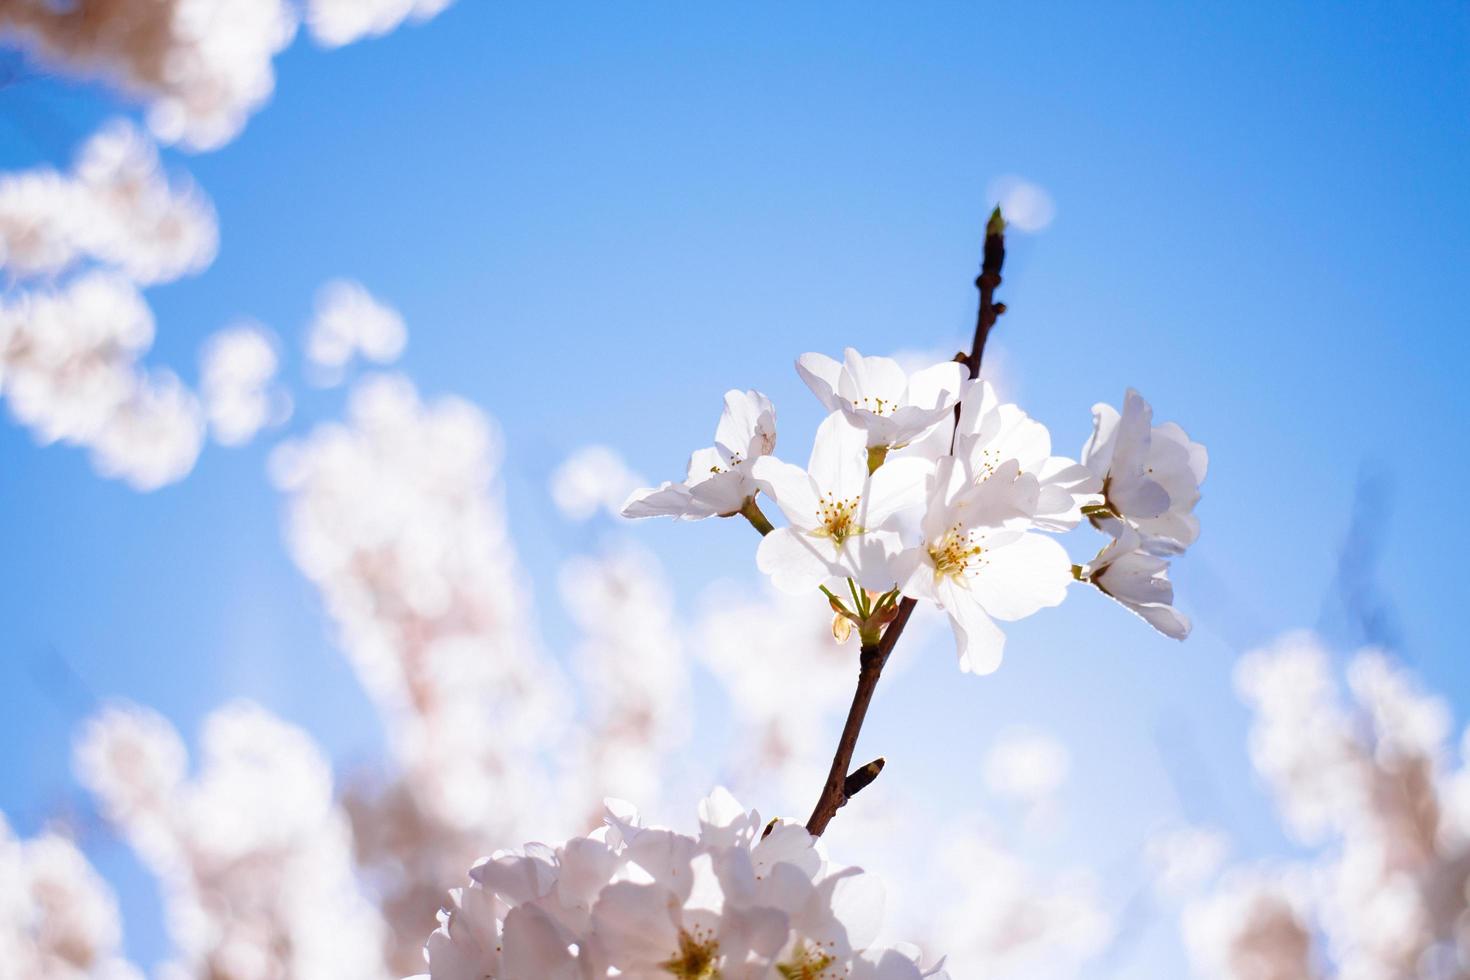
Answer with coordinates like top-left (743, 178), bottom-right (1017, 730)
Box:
top-left (929, 524), bottom-right (984, 578)
top-left (777, 942), bottom-right (838, 979)
top-left (660, 928), bottom-right (721, 979)
top-left (856, 395), bottom-right (897, 416)
top-left (814, 492), bottom-right (863, 544)
top-left (707, 452), bottom-right (744, 476)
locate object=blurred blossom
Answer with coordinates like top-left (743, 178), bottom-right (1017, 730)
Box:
top-left (549, 445), bottom-right (644, 522)
top-left (0, 272), bottom-right (204, 489)
top-left (930, 831), bottom-right (1112, 979)
top-left (1146, 824), bottom-right (1230, 896)
top-left (558, 545), bottom-right (690, 822)
top-left (1184, 869), bottom-right (1319, 980)
top-left (0, 119), bottom-right (217, 283)
top-left (985, 176), bottom-right (1056, 233)
top-left (271, 372), bottom-right (565, 971)
top-left (0, 814), bottom-right (143, 979)
top-left (200, 322), bottom-right (290, 446)
top-left (0, 0), bottom-right (297, 151)
top-left (304, 279), bottom-right (408, 386)
top-left (982, 728), bottom-right (1071, 806)
top-left (72, 701), bottom-right (389, 979)
top-left (694, 583), bottom-right (871, 809)
top-left (1186, 631), bottom-right (1470, 979)
top-left (307, 0), bottom-right (457, 48)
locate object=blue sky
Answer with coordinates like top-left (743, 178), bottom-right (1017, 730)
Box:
top-left (2, 2), bottom-right (1468, 974)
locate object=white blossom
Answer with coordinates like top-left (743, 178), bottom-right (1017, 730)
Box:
top-left (1081, 388), bottom-right (1207, 556)
top-left (0, 272), bottom-right (204, 489)
top-left (951, 380), bottom-right (1100, 530)
top-left (307, 0), bottom-right (456, 47)
top-left (623, 389), bottom-right (777, 521)
top-left (0, 814), bottom-right (143, 980)
top-left (891, 455), bottom-right (1070, 674)
top-left (0, 119), bottom-right (216, 283)
top-left (1080, 526), bottom-right (1191, 640)
top-left (797, 348), bottom-right (966, 453)
top-left (200, 322), bottom-right (290, 446)
top-left (73, 701), bottom-right (391, 979)
top-left (416, 790), bottom-right (948, 980)
top-left (753, 411), bottom-right (931, 595)
top-left (0, 0), bottom-right (298, 151)
top-left (550, 445), bottom-right (645, 522)
top-left (304, 279), bottom-right (408, 385)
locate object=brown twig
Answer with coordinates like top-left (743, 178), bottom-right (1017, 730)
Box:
top-left (804, 208), bottom-right (1007, 836)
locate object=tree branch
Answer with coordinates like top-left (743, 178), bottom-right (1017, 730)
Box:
top-left (804, 209), bottom-right (1007, 836)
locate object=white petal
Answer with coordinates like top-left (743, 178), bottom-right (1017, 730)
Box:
top-left (968, 533), bottom-right (1071, 621)
top-left (796, 353), bottom-right (844, 412)
top-left (621, 481), bottom-right (715, 520)
top-left (752, 456), bottom-right (820, 528)
top-left (757, 527), bottom-right (837, 594)
top-left (905, 360), bottom-right (967, 411)
top-left (715, 389), bottom-right (777, 462)
top-left (837, 348), bottom-right (907, 407)
top-left (808, 411), bottom-right (870, 498)
top-left (860, 456), bottom-right (932, 528)
top-left (938, 578), bottom-right (1007, 674)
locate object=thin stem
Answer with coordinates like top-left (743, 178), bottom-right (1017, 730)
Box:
top-left (739, 497), bottom-right (774, 536)
top-left (804, 209), bottom-right (1007, 837)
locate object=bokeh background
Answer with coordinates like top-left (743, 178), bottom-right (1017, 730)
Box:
top-left (2, 3), bottom-right (1468, 978)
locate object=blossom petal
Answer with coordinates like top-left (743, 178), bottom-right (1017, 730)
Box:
top-left (968, 533), bottom-right (1071, 621)
top-left (757, 527), bottom-right (836, 594)
top-left (796, 353), bottom-right (844, 412)
top-left (937, 578), bottom-right (1007, 675)
top-left (751, 457), bottom-right (820, 528)
top-left (621, 481), bottom-right (716, 521)
top-left (904, 360), bottom-right (967, 412)
top-left (807, 411), bottom-right (870, 499)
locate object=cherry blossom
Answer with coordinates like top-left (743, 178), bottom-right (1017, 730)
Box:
top-left (891, 455), bottom-right (1071, 673)
top-left (752, 411), bottom-right (931, 594)
top-left (797, 348), bottom-right (967, 453)
top-left (1081, 389), bottom-right (1207, 556)
top-left (951, 380), bottom-right (1100, 530)
top-left (415, 790), bottom-right (949, 980)
top-left (622, 389), bottom-right (777, 521)
top-left (1079, 527), bottom-right (1191, 640)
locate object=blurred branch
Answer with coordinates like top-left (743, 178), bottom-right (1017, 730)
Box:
top-left (805, 208), bottom-right (1008, 836)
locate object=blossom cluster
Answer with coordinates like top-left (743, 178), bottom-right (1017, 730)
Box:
top-left (0, 0), bottom-right (460, 151)
top-left (420, 790), bottom-right (949, 980)
top-left (625, 348), bottom-right (1207, 672)
top-left (1173, 632), bottom-right (1470, 980)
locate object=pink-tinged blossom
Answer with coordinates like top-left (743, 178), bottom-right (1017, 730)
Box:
top-left (622, 389), bottom-right (776, 521)
top-left (271, 373), bottom-right (566, 971)
top-left (0, 119), bottom-right (217, 284)
top-left (1081, 389), bottom-right (1207, 556)
top-left (891, 455), bottom-right (1070, 674)
top-left (753, 411), bottom-right (931, 594)
top-left (0, 0), bottom-right (297, 151)
top-left (415, 791), bottom-right (949, 980)
top-left (0, 815), bottom-right (143, 979)
top-left (557, 545), bottom-right (691, 827)
top-left (73, 701), bottom-right (391, 979)
top-left (797, 348), bottom-right (966, 452)
top-left (0, 272), bottom-right (204, 490)
top-left (1183, 633), bottom-right (1470, 980)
